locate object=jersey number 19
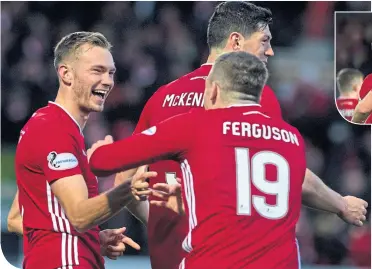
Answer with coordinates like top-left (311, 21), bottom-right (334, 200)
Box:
top-left (235, 148), bottom-right (290, 219)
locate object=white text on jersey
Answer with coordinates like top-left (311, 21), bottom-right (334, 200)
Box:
top-left (162, 92), bottom-right (204, 107)
top-left (223, 122), bottom-right (299, 146)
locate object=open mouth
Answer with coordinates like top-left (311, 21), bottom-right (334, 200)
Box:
top-left (92, 90), bottom-right (107, 99)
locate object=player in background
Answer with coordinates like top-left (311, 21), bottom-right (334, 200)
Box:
top-left (90, 51), bottom-right (311, 269)
top-left (111, 2), bottom-right (369, 269)
top-left (112, 2), bottom-right (369, 269)
top-left (13, 32), bottom-right (157, 269)
top-left (352, 73), bottom-right (372, 123)
top-left (335, 68), bottom-right (364, 121)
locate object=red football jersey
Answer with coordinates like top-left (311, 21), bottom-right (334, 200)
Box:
top-left (91, 105), bottom-right (306, 269)
top-left (133, 64), bottom-right (283, 269)
top-left (336, 97), bottom-right (358, 121)
top-left (15, 102), bottom-right (104, 269)
top-left (359, 74), bottom-right (372, 123)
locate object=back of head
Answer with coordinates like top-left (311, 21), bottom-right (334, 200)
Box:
top-left (54, 31), bottom-right (112, 71)
top-left (207, 1), bottom-right (272, 50)
top-left (336, 68), bottom-right (364, 96)
top-left (210, 51), bottom-right (268, 102)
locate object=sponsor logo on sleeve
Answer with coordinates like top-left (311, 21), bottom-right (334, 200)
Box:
top-left (47, 151), bottom-right (79, 170)
top-left (141, 126), bottom-right (157, 136)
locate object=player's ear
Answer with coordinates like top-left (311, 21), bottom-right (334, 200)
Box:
top-left (227, 32), bottom-right (242, 51)
top-left (58, 64), bottom-right (73, 86)
top-left (211, 81), bottom-right (219, 105)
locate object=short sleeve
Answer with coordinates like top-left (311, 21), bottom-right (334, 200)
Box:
top-left (261, 86), bottom-right (282, 119)
top-left (40, 131), bottom-right (83, 184)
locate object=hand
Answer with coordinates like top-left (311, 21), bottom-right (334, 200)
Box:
top-left (87, 135), bottom-right (114, 162)
top-left (99, 227), bottom-right (140, 260)
top-left (131, 166), bottom-right (158, 201)
top-left (150, 178), bottom-right (185, 215)
top-left (338, 196), bottom-right (368, 227)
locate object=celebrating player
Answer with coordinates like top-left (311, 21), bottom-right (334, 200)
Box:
top-left (112, 2), bottom-right (368, 269)
top-left (352, 73), bottom-right (372, 123)
top-left (335, 68), bottom-right (364, 121)
top-left (90, 51), bottom-right (307, 269)
top-left (13, 32), bottom-right (157, 269)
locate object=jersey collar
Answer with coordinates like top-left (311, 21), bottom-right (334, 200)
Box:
top-left (48, 101), bottom-right (83, 134)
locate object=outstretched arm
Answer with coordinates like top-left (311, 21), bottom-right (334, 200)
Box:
top-left (302, 169), bottom-right (367, 226)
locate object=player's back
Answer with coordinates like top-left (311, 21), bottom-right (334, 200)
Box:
top-left (16, 102), bottom-right (103, 269)
top-left (133, 64), bottom-right (211, 269)
top-left (181, 105), bottom-right (306, 269)
top-left (336, 97), bottom-right (358, 121)
top-left (359, 73), bottom-right (372, 123)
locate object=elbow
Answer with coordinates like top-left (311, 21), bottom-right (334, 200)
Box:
top-left (7, 217), bottom-right (19, 233)
top-left (7, 219), bottom-right (15, 233)
top-left (70, 217), bottom-right (91, 233)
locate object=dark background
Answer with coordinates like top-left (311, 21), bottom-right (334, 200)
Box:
top-left (1, 2), bottom-right (371, 268)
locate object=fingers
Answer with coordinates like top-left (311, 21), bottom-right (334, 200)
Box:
top-left (153, 183), bottom-right (171, 193)
top-left (150, 200), bottom-right (167, 208)
top-left (151, 189), bottom-right (170, 200)
top-left (107, 252), bottom-right (123, 260)
top-left (362, 207), bottom-right (367, 215)
top-left (363, 200), bottom-right (368, 208)
top-left (112, 227), bottom-right (126, 235)
top-left (122, 237), bottom-right (141, 250)
top-left (105, 135), bottom-right (114, 144)
top-left (108, 243), bottom-right (126, 253)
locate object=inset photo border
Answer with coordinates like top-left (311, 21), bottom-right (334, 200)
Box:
top-left (335, 11), bottom-right (372, 125)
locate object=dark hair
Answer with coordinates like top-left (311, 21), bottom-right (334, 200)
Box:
top-left (207, 1), bottom-right (273, 49)
top-left (336, 68), bottom-right (364, 94)
top-left (54, 31), bottom-right (112, 70)
top-left (211, 51), bottom-right (268, 102)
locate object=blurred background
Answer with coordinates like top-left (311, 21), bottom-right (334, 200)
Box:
top-left (1, 1), bottom-right (371, 269)
top-left (336, 12), bottom-right (372, 92)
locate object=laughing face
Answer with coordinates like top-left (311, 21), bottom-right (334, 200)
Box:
top-left (70, 44), bottom-right (116, 113)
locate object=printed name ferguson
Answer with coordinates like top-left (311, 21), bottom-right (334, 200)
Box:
top-left (163, 92), bottom-right (204, 107)
top-left (223, 121), bottom-right (299, 146)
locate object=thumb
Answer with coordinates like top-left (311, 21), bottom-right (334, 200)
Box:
top-left (176, 177), bottom-right (182, 184)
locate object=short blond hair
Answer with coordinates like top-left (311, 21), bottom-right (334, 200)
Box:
top-left (53, 31), bottom-right (112, 70)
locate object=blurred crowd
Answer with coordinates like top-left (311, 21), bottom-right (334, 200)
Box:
top-left (336, 12), bottom-right (372, 78)
top-left (1, 1), bottom-right (371, 268)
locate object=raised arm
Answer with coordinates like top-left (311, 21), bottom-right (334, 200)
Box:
top-left (352, 90), bottom-right (372, 123)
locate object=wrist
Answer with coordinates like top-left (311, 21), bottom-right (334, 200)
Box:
top-left (336, 196), bottom-right (348, 216)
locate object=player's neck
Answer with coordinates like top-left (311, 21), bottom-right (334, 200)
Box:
top-left (339, 92), bottom-right (357, 99)
top-left (54, 90), bottom-right (89, 130)
top-left (206, 48), bottom-right (226, 64)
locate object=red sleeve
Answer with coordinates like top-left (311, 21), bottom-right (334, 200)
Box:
top-left (260, 85), bottom-right (282, 119)
top-left (40, 131), bottom-right (82, 184)
top-left (90, 112), bottom-right (195, 177)
top-left (359, 74), bottom-right (372, 100)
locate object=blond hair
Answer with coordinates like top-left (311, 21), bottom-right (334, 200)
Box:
top-left (53, 31), bottom-right (112, 70)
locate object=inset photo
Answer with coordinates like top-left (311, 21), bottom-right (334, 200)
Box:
top-left (335, 11), bottom-right (372, 124)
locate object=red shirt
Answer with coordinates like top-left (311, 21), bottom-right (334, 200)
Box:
top-left (133, 64), bottom-right (283, 269)
top-left (359, 74), bottom-right (372, 123)
top-left (90, 105), bottom-right (306, 269)
top-left (16, 102), bottom-right (103, 269)
top-left (336, 97), bottom-right (358, 121)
